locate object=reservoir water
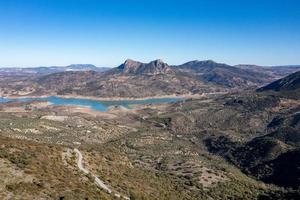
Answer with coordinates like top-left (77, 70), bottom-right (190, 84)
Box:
top-left (0, 96), bottom-right (184, 112)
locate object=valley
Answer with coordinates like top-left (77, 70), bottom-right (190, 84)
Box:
top-left (1, 0), bottom-right (300, 199)
top-left (0, 60), bottom-right (300, 200)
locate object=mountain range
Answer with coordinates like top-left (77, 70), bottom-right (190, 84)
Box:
top-left (1, 59), bottom-right (300, 98)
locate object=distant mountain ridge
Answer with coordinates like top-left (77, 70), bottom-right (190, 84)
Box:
top-left (1, 59), bottom-right (300, 98)
top-left (173, 60), bottom-right (272, 87)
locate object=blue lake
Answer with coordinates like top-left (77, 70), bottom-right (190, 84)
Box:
top-left (0, 96), bottom-right (184, 112)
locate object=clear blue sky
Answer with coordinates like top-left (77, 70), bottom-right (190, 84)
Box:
top-left (0, 0), bottom-right (299, 67)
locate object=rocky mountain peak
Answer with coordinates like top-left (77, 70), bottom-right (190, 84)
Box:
top-left (123, 59), bottom-right (141, 66)
top-left (150, 59), bottom-right (164, 64)
top-left (118, 59), bottom-right (172, 75)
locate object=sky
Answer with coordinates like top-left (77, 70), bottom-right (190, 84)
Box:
top-left (0, 0), bottom-right (299, 67)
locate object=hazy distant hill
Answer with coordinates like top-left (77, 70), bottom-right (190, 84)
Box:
top-left (236, 64), bottom-right (300, 79)
top-left (0, 64), bottom-right (110, 76)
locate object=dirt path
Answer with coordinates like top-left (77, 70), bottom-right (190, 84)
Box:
top-left (74, 148), bottom-right (89, 174)
top-left (74, 148), bottom-right (129, 199)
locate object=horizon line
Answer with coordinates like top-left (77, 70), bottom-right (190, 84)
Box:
top-left (1, 59), bottom-right (300, 69)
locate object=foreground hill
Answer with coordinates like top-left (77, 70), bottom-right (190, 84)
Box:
top-left (1, 59), bottom-right (292, 98)
top-left (0, 92), bottom-right (286, 200)
top-left (176, 72), bottom-right (300, 190)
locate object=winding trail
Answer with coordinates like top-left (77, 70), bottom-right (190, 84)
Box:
top-left (74, 148), bottom-right (89, 174)
top-left (74, 148), bottom-right (129, 199)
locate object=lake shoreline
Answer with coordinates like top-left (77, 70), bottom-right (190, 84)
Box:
top-left (3, 93), bottom-right (202, 101)
top-left (0, 94), bottom-right (189, 112)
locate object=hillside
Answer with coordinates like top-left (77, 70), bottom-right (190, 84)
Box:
top-left (257, 71), bottom-right (300, 99)
top-left (203, 86), bottom-right (300, 189)
top-left (163, 89), bottom-right (300, 190)
top-left (258, 71), bottom-right (300, 92)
